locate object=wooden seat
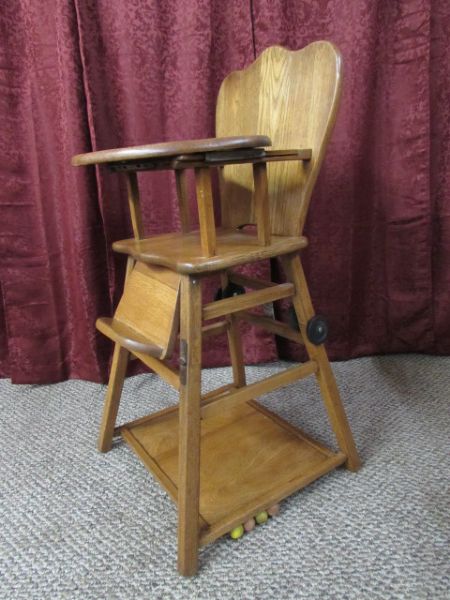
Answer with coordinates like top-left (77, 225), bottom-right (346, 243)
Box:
top-left (72, 41), bottom-right (360, 577)
top-left (112, 228), bottom-right (308, 274)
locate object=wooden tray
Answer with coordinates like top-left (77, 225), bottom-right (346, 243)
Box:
top-left (119, 400), bottom-right (346, 545)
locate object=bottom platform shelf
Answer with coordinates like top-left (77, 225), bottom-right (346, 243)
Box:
top-left (119, 400), bottom-right (346, 545)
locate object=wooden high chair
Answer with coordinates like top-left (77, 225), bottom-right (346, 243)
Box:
top-left (72, 41), bottom-right (360, 576)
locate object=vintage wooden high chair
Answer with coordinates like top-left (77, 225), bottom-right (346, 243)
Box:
top-left (72, 41), bottom-right (360, 576)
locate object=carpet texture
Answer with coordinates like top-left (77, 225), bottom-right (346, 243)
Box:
top-left (0, 355), bottom-right (449, 599)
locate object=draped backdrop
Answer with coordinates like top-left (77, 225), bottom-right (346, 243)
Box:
top-left (1, 1), bottom-right (449, 383)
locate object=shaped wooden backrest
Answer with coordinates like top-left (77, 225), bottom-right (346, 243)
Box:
top-left (216, 41), bottom-right (342, 237)
top-left (114, 263), bottom-right (181, 359)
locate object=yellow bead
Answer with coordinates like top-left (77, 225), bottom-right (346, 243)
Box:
top-left (230, 525), bottom-right (244, 539)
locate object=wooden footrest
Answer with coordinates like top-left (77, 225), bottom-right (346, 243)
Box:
top-left (97, 261), bottom-right (181, 359)
top-left (96, 317), bottom-right (164, 357)
top-left (119, 400), bottom-right (346, 546)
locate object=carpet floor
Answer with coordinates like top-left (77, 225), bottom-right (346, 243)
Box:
top-left (0, 354), bottom-right (449, 599)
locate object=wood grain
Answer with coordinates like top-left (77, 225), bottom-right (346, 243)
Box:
top-left (121, 400), bottom-right (345, 548)
top-left (113, 262), bottom-right (180, 359)
top-left (177, 275), bottom-right (202, 576)
top-left (203, 282), bottom-right (294, 320)
top-left (194, 168), bottom-right (216, 257)
top-left (96, 317), bottom-right (164, 357)
top-left (216, 41), bottom-right (342, 236)
top-left (112, 229), bottom-right (308, 274)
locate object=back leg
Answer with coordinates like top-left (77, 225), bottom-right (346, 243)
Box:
top-left (282, 253), bottom-right (361, 471)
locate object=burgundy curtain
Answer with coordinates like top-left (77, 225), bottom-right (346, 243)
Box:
top-left (1, 1), bottom-right (449, 383)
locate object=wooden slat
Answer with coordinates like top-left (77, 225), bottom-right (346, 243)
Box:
top-left (114, 382), bottom-right (236, 439)
top-left (195, 168), bottom-right (216, 257)
top-left (201, 383), bottom-right (235, 403)
top-left (175, 170), bottom-right (190, 233)
top-left (177, 275), bottom-right (202, 576)
top-left (200, 360), bottom-right (318, 419)
top-left (201, 320), bottom-right (228, 338)
top-left (253, 162), bottom-right (271, 245)
top-left (221, 271), bottom-right (247, 389)
top-left (237, 310), bottom-right (304, 344)
top-left (203, 283), bottom-right (294, 320)
top-left (125, 172), bottom-right (144, 239)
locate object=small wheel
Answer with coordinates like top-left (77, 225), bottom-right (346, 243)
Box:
top-left (306, 315), bottom-right (328, 345)
top-left (230, 524), bottom-right (244, 539)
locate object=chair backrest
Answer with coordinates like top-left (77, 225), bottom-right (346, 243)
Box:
top-left (216, 41), bottom-right (342, 237)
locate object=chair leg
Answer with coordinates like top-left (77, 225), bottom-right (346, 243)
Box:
top-left (98, 343), bottom-right (130, 453)
top-left (282, 253), bottom-right (361, 472)
top-left (178, 275), bottom-right (202, 576)
top-left (221, 272), bottom-right (246, 388)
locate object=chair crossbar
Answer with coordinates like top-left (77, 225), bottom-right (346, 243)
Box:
top-left (203, 283), bottom-right (294, 320)
top-left (237, 310), bottom-right (304, 344)
top-left (201, 360), bottom-right (318, 419)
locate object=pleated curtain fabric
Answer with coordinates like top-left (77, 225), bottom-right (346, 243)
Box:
top-left (0, 0), bottom-right (449, 383)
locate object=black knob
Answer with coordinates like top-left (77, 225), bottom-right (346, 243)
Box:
top-left (306, 315), bottom-right (328, 345)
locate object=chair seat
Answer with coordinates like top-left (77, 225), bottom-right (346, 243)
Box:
top-left (112, 228), bottom-right (308, 274)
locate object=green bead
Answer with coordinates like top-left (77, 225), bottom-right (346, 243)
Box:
top-left (255, 511), bottom-right (269, 524)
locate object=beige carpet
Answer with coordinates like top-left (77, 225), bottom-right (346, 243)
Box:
top-left (0, 354), bottom-right (449, 599)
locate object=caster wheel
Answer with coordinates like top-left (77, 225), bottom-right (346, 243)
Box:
top-left (230, 525), bottom-right (244, 539)
top-left (255, 511), bottom-right (269, 525)
top-left (244, 518), bottom-right (256, 532)
top-left (268, 504), bottom-right (280, 517)
top-left (306, 315), bottom-right (328, 345)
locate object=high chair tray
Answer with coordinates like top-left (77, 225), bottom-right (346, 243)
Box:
top-left (119, 399), bottom-right (346, 545)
